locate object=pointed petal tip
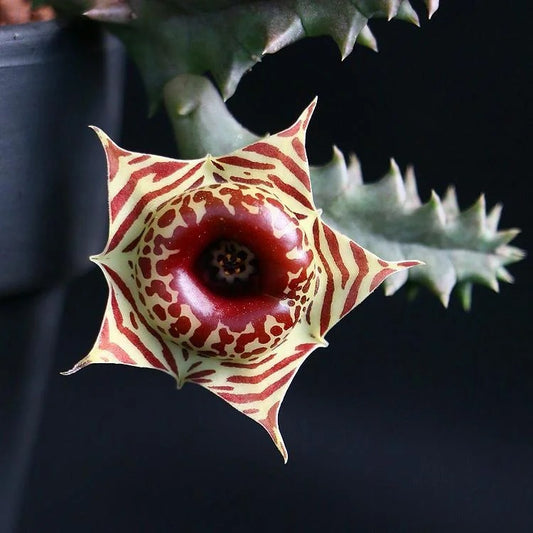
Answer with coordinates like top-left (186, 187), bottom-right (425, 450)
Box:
top-left (279, 444), bottom-right (289, 464)
top-left (306, 96), bottom-right (318, 116)
top-left (376, 260), bottom-right (423, 296)
top-left (265, 422), bottom-right (288, 463)
top-left (295, 97), bottom-right (318, 135)
top-left (88, 125), bottom-right (114, 148)
top-left (60, 361), bottom-right (87, 376)
top-left (397, 259), bottom-right (425, 270)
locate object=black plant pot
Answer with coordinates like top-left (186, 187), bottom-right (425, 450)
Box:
top-left (0, 18), bottom-right (125, 533)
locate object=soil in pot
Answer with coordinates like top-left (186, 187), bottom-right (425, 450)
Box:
top-left (0, 0), bottom-right (55, 25)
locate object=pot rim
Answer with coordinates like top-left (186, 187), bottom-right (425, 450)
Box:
top-left (0, 17), bottom-right (115, 67)
top-left (0, 17), bottom-right (62, 43)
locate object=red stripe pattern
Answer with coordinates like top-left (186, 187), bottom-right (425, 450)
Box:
top-left (68, 100), bottom-right (420, 461)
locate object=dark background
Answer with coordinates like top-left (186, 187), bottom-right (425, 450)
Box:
top-left (19, 2), bottom-right (532, 532)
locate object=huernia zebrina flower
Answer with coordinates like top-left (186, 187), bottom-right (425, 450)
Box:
top-left (65, 101), bottom-right (420, 461)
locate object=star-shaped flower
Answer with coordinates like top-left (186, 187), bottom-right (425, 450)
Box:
top-left (65, 101), bottom-right (420, 461)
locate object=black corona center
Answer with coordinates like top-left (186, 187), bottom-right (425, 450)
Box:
top-left (196, 239), bottom-right (259, 296)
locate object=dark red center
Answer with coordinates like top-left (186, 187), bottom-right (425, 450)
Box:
top-left (136, 184), bottom-right (315, 358)
top-left (196, 239), bottom-right (259, 296)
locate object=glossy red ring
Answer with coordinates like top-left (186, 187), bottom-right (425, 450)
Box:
top-left (134, 184), bottom-right (315, 359)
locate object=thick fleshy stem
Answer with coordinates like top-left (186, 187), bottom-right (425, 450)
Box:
top-left (164, 75), bottom-right (259, 159)
top-left (163, 74), bottom-right (524, 308)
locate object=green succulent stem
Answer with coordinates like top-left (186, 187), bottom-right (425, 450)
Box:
top-left (36, 0), bottom-right (524, 308)
top-left (40, 0), bottom-right (439, 110)
top-left (163, 75), bottom-right (259, 159)
top-left (164, 74), bottom-right (524, 309)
